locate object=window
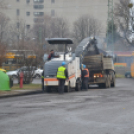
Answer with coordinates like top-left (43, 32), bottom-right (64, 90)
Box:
top-left (51, 10), bottom-right (55, 17)
top-left (34, 5), bottom-right (44, 9)
top-left (39, 5), bottom-right (44, 9)
top-left (26, 0), bottom-right (30, 3)
top-left (26, 25), bottom-right (30, 29)
top-left (33, 0), bottom-right (44, 3)
top-left (34, 12), bottom-right (44, 16)
top-left (16, 9), bottom-right (20, 16)
top-left (34, 18), bottom-right (44, 23)
top-left (34, 5), bottom-right (38, 9)
top-left (26, 12), bottom-right (30, 16)
top-left (51, 0), bottom-right (55, 3)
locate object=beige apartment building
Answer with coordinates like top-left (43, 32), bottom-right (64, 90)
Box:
top-left (3, 0), bottom-right (115, 37)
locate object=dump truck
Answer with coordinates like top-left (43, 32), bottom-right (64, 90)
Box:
top-left (75, 37), bottom-right (115, 88)
top-left (43, 38), bottom-right (82, 92)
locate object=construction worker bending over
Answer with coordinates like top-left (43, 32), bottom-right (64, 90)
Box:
top-left (81, 64), bottom-right (89, 90)
top-left (56, 62), bottom-right (68, 94)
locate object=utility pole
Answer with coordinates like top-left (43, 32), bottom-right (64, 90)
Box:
top-left (106, 0), bottom-right (114, 51)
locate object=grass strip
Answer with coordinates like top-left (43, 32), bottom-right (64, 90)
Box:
top-left (11, 84), bottom-right (41, 90)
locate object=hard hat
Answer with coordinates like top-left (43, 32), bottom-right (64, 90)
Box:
top-left (83, 64), bottom-right (86, 69)
top-left (62, 62), bottom-right (66, 66)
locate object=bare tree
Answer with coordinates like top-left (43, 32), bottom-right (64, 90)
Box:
top-left (49, 17), bottom-right (70, 51)
top-left (33, 15), bottom-right (70, 39)
top-left (0, 12), bottom-right (10, 43)
top-left (0, 43), bottom-right (6, 67)
top-left (0, 12), bottom-right (9, 68)
top-left (10, 19), bottom-right (32, 43)
top-left (115, 0), bottom-right (134, 46)
top-left (73, 15), bottom-right (102, 43)
top-left (32, 15), bottom-right (52, 44)
top-left (0, 0), bottom-right (6, 9)
top-left (50, 17), bottom-right (70, 38)
top-left (7, 21), bottom-right (39, 83)
top-left (9, 40), bottom-right (39, 84)
top-left (32, 15), bottom-right (70, 52)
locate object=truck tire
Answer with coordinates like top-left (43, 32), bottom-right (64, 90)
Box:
top-left (108, 78), bottom-right (111, 88)
top-left (75, 82), bottom-right (81, 91)
top-left (65, 82), bottom-right (70, 92)
top-left (45, 86), bottom-right (51, 93)
top-left (98, 84), bottom-right (103, 88)
top-left (104, 78), bottom-right (109, 88)
top-left (111, 77), bottom-right (115, 87)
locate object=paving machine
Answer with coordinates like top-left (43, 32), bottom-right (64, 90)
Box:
top-left (44, 38), bottom-right (82, 92)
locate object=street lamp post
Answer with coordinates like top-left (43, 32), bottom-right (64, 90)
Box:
top-left (107, 0), bottom-right (114, 52)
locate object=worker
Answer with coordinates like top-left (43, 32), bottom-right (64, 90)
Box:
top-left (56, 62), bottom-right (68, 94)
top-left (80, 64), bottom-right (83, 90)
top-left (48, 50), bottom-right (59, 60)
top-left (81, 64), bottom-right (89, 90)
top-left (41, 71), bottom-right (45, 91)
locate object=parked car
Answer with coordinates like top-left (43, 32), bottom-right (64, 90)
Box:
top-left (7, 66), bottom-right (43, 79)
top-left (33, 68), bottom-right (43, 78)
top-left (6, 69), bottom-right (19, 79)
top-left (125, 71), bottom-right (131, 78)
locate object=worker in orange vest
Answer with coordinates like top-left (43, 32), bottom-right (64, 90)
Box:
top-left (81, 64), bottom-right (89, 90)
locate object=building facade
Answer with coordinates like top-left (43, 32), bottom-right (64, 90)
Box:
top-left (4, 0), bottom-right (115, 37)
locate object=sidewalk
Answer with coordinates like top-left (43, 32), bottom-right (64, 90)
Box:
top-left (0, 89), bottom-right (43, 99)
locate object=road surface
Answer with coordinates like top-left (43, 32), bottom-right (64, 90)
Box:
top-left (0, 78), bottom-right (134, 134)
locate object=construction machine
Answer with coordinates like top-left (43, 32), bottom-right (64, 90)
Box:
top-left (43, 38), bottom-right (82, 92)
top-left (43, 37), bottom-right (115, 92)
top-left (75, 37), bottom-right (115, 88)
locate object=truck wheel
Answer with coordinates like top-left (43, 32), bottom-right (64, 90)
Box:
top-left (45, 86), bottom-right (51, 93)
top-left (104, 78), bottom-right (108, 88)
top-left (65, 82), bottom-right (70, 92)
top-left (108, 78), bottom-right (111, 88)
top-left (75, 82), bottom-right (81, 91)
top-left (111, 78), bottom-right (115, 87)
top-left (98, 84), bottom-right (103, 88)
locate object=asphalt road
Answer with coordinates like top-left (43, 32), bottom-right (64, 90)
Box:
top-left (0, 78), bottom-right (134, 134)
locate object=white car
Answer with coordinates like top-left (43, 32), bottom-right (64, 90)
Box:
top-left (33, 68), bottom-right (43, 78)
top-left (7, 67), bottom-right (43, 79)
top-left (6, 69), bottom-right (19, 79)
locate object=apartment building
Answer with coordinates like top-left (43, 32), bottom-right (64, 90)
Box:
top-left (4, 0), bottom-right (114, 37)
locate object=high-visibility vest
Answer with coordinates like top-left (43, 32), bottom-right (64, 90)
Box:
top-left (84, 68), bottom-right (89, 77)
top-left (56, 66), bottom-right (66, 79)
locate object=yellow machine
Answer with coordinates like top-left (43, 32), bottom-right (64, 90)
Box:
top-left (131, 64), bottom-right (134, 77)
top-left (131, 52), bottom-right (134, 77)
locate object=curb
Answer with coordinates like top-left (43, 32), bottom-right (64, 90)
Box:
top-left (0, 90), bottom-right (44, 99)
